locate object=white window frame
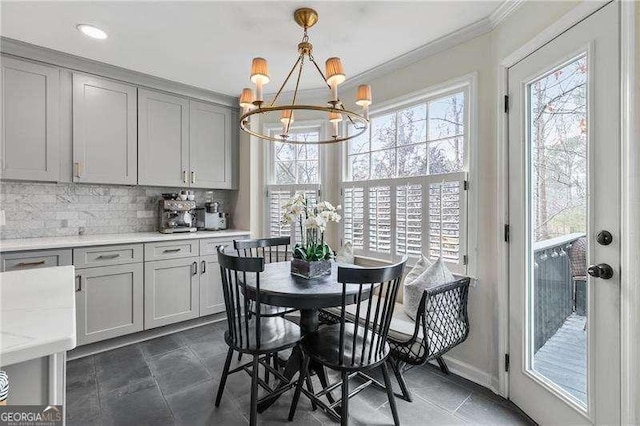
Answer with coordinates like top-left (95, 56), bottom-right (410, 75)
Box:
top-left (340, 73), bottom-right (478, 277)
top-left (263, 120), bottom-right (326, 240)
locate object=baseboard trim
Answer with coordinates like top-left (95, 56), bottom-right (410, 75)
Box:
top-left (67, 313), bottom-right (226, 361)
top-left (429, 355), bottom-right (500, 395)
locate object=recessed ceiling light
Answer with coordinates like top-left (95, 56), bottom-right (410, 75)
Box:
top-left (76, 24), bottom-right (107, 40)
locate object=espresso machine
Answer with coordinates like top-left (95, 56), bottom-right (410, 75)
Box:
top-left (158, 198), bottom-right (197, 234)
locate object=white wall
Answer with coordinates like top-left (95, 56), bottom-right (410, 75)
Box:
top-left (232, 0), bottom-right (603, 392)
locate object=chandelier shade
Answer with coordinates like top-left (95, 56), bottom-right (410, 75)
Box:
top-left (238, 7), bottom-right (371, 144)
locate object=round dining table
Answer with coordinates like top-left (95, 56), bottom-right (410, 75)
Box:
top-left (242, 260), bottom-right (370, 413)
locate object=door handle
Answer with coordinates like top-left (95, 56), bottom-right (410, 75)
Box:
top-left (587, 263), bottom-right (614, 280)
top-left (191, 171), bottom-right (196, 184)
top-left (97, 254), bottom-right (120, 260)
top-left (76, 275), bottom-right (82, 292)
top-left (201, 260), bottom-right (206, 274)
top-left (15, 260), bottom-right (46, 267)
top-left (182, 170), bottom-right (188, 184)
top-left (75, 162), bottom-right (82, 178)
top-left (192, 261), bottom-right (198, 275)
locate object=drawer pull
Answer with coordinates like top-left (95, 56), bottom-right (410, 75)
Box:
top-left (163, 248), bottom-right (182, 253)
top-left (192, 261), bottom-right (198, 276)
top-left (76, 275), bottom-right (82, 292)
top-left (97, 254), bottom-right (120, 260)
top-left (15, 260), bottom-right (46, 267)
top-left (201, 260), bottom-right (206, 274)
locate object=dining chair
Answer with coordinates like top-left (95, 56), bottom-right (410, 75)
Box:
top-left (215, 245), bottom-right (302, 426)
top-left (234, 237), bottom-right (297, 380)
top-left (288, 257), bottom-right (407, 426)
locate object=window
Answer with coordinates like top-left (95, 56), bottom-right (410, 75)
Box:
top-left (342, 86), bottom-right (470, 273)
top-left (266, 126), bottom-right (322, 241)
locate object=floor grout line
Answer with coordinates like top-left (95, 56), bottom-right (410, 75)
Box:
top-left (452, 393), bottom-right (472, 413)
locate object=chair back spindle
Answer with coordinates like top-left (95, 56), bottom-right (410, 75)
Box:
top-left (218, 245), bottom-right (265, 349)
top-left (336, 257), bottom-right (407, 368)
top-left (234, 237), bottom-right (291, 263)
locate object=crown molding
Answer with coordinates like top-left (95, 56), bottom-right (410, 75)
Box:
top-left (489, 0), bottom-right (525, 27)
top-left (0, 36), bottom-right (238, 108)
top-left (267, 0), bottom-right (523, 102)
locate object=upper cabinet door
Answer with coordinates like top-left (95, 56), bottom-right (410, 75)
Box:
top-left (189, 100), bottom-right (234, 189)
top-left (1, 57), bottom-right (60, 181)
top-left (73, 74), bottom-right (137, 185)
top-left (138, 89), bottom-right (189, 187)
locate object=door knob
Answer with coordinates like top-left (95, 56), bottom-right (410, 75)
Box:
top-left (587, 263), bottom-right (614, 279)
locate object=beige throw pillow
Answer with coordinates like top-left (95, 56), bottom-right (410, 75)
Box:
top-left (402, 255), bottom-right (432, 308)
top-left (403, 257), bottom-right (455, 321)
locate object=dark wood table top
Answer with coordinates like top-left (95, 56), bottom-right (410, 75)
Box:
top-left (243, 261), bottom-right (369, 310)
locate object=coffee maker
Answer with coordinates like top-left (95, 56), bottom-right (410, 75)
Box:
top-left (196, 201), bottom-right (228, 231)
top-left (158, 198), bottom-right (197, 234)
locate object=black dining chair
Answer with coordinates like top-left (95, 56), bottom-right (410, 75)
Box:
top-left (234, 237), bottom-right (297, 318)
top-left (215, 245), bottom-right (302, 426)
top-left (288, 257), bottom-right (407, 426)
top-left (234, 237), bottom-right (298, 381)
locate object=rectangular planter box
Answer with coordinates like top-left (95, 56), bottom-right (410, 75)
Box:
top-left (291, 258), bottom-right (331, 279)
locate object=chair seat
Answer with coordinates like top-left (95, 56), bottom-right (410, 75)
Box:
top-left (301, 323), bottom-right (390, 371)
top-left (224, 316), bottom-right (301, 354)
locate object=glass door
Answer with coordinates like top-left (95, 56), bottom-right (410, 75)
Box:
top-left (508, 3), bottom-right (620, 424)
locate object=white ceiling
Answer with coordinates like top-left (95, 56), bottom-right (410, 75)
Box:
top-left (1, 1), bottom-right (503, 97)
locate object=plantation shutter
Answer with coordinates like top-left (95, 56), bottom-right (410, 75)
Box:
top-left (340, 172), bottom-right (467, 274)
top-left (266, 184), bottom-right (320, 243)
top-left (396, 183), bottom-right (423, 257)
top-left (341, 186), bottom-right (365, 250)
top-left (368, 186), bottom-right (392, 254)
top-left (427, 172), bottom-right (467, 271)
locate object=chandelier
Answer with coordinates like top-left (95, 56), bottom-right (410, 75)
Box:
top-left (238, 7), bottom-right (372, 144)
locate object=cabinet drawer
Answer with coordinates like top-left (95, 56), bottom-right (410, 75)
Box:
top-left (144, 240), bottom-right (199, 261)
top-left (74, 244), bottom-right (143, 269)
top-left (1, 249), bottom-right (72, 272)
top-left (199, 239), bottom-right (235, 256)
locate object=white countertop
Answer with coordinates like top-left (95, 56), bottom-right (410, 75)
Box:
top-left (0, 229), bottom-right (251, 253)
top-left (1, 266), bottom-right (76, 366)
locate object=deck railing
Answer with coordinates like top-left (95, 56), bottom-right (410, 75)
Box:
top-left (532, 233), bottom-right (585, 352)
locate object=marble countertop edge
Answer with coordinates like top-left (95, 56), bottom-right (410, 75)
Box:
top-left (0, 229), bottom-right (251, 253)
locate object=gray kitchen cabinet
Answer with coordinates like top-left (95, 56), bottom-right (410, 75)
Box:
top-left (138, 89), bottom-right (189, 187)
top-left (75, 263), bottom-right (144, 346)
top-left (1, 56), bottom-right (60, 181)
top-left (199, 254), bottom-right (225, 316)
top-left (144, 257), bottom-right (199, 329)
top-left (189, 100), bottom-right (234, 189)
top-left (72, 73), bottom-right (137, 185)
top-left (1, 249), bottom-right (72, 272)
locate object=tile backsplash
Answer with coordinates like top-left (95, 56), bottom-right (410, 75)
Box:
top-left (0, 182), bottom-right (234, 240)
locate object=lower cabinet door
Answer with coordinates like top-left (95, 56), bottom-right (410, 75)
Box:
top-left (199, 255), bottom-right (225, 316)
top-left (144, 257), bottom-right (199, 329)
top-left (76, 263), bottom-right (144, 346)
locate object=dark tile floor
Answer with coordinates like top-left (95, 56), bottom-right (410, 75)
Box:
top-left (66, 322), bottom-right (534, 425)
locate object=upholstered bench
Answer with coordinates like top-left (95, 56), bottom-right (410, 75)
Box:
top-left (319, 276), bottom-right (470, 402)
